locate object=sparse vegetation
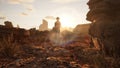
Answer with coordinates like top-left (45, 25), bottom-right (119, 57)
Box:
top-left (0, 0), bottom-right (119, 67)
top-left (0, 38), bottom-right (21, 58)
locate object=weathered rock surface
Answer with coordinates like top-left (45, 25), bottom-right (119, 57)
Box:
top-left (87, 0), bottom-right (120, 58)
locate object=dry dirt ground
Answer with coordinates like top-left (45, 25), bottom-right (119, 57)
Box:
top-left (0, 41), bottom-right (93, 68)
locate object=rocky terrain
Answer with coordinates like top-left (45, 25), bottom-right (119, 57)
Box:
top-left (0, 34), bottom-right (90, 68)
top-left (0, 0), bottom-right (120, 67)
top-left (0, 20), bottom-right (120, 68)
top-left (0, 24), bottom-right (91, 68)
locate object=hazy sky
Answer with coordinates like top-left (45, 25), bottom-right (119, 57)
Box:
top-left (0, 0), bottom-right (90, 29)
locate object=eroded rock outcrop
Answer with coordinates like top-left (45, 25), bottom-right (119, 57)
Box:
top-left (87, 0), bottom-right (120, 57)
top-left (0, 21), bottom-right (30, 43)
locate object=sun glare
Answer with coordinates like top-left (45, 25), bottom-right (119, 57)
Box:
top-left (59, 14), bottom-right (76, 28)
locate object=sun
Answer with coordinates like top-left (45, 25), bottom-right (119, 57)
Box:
top-left (50, 7), bottom-right (90, 29)
top-left (59, 14), bottom-right (76, 28)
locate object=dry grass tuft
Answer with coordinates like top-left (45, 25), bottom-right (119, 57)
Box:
top-left (0, 38), bottom-right (21, 58)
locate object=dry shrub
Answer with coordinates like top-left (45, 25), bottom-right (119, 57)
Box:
top-left (0, 38), bottom-right (21, 58)
top-left (65, 44), bottom-right (110, 68)
top-left (68, 45), bottom-right (120, 68)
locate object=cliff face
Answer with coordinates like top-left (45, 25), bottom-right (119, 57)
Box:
top-left (87, 0), bottom-right (120, 57)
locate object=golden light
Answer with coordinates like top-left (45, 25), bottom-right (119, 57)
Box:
top-left (59, 14), bottom-right (76, 28)
top-left (50, 7), bottom-right (90, 29)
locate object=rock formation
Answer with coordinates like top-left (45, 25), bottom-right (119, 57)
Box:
top-left (4, 21), bottom-right (13, 28)
top-left (39, 19), bottom-right (48, 31)
top-left (0, 22), bottom-right (30, 43)
top-left (52, 17), bottom-right (61, 33)
top-left (50, 17), bottom-right (61, 45)
top-left (87, 0), bottom-right (120, 57)
top-left (73, 24), bottom-right (90, 35)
